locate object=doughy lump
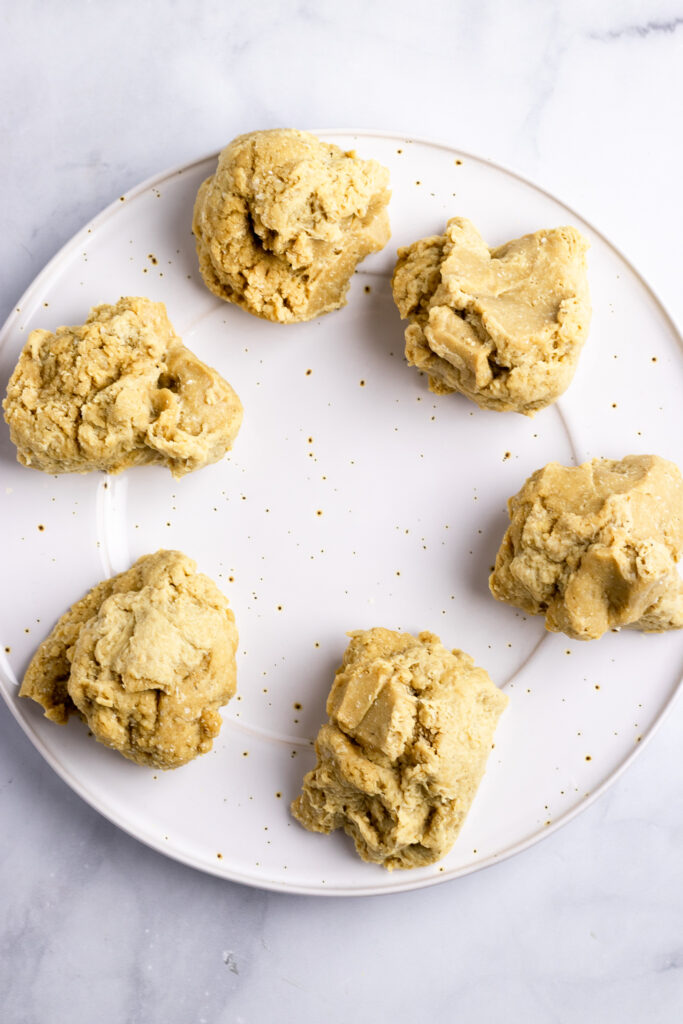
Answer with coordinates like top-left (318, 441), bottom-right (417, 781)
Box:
top-left (490, 455), bottom-right (683, 640)
top-left (192, 129), bottom-right (391, 323)
top-left (20, 551), bottom-right (238, 769)
top-left (391, 218), bottom-right (591, 414)
top-left (291, 628), bottom-right (508, 870)
top-left (3, 296), bottom-right (243, 476)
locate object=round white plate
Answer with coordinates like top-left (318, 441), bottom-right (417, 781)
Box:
top-left (1, 132), bottom-right (682, 896)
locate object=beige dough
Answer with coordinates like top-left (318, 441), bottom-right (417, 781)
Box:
top-left (391, 218), bottom-right (591, 414)
top-left (20, 550), bottom-right (238, 769)
top-left (3, 296), bottom-right (243, 477)
top-left (192, 129), bottom-right (391, 323)
top-left (291, 628), bottom-right (508, 870)
top-left (489, 455), bottom-right (683, 640)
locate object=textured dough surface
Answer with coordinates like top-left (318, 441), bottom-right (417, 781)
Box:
top-left (20, 551), bottom-right (238, 769)
top-left (192, 129), bottom-right (391, 323)
top-left (3, 296), bottom-right (243, 476)
top-left (291, 628), bottom-right (508, 870)
top-left (489, 455), bottom-right (683, 640)
top-left (391, 218), bottom-right (591, 414)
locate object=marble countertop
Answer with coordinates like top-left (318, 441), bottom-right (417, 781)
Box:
top-left (2, 2), bottom-right (682, 1021)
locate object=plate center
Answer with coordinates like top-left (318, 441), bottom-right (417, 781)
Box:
top-left (105, 287), bottom-right (575, 743)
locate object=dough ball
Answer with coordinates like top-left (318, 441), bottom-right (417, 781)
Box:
top-left (20, 550), bottom-right (238, 769)
top-left (391, 218), bottom-right (591, 414)
top-left (3, 296), bottom-right (243, 477)
top-left (489, 455), bottom-right (683, 640)
top-left (291, 628), bottom-right (508, 870)
top-left (192, 129), bottom-right (391, 323)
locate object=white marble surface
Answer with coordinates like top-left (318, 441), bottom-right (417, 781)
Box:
top-left (2, 1), bottom-right (682, 1021)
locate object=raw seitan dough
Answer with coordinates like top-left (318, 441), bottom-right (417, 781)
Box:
top-left (192, 128), bottom-right (391, 323)
top-left (489, 455), bottom-right (683, 640)
top-left (3, 296), bottom-right (243, 476)
top-left (291, 628), bottom-right (508, 870)
top-left (20, 550), bottom-right (238, 769)
top-left (391, 218), bottom-right (591, 414)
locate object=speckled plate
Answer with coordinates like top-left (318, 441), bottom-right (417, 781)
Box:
top-left (1, 131), bottom-right (682, 895)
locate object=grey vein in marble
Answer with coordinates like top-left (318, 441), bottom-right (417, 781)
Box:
top-left (590, 16), bottom-right (683, 40)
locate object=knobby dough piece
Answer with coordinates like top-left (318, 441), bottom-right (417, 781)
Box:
top-left (3, 296), bottom-right (243, 476)
top-left (489, 455), bottom-right (683, 640)
top-left (291, 628), bottom-right (508, 870)
top-left (20, 550), bottom-right (238, 769)
top-left (391, 218), bottom-right (591, 414)
top-left (192, 129), bottom-right (391, 323)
